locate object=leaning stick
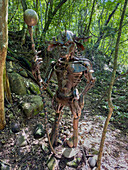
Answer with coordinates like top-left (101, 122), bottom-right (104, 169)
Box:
top-left (24, 10), bottom-right (56, 155)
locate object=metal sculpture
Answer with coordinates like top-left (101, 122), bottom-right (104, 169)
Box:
top-left (45, 30), bottom-right (96, 148)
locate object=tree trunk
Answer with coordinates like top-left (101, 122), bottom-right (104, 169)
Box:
top-left (96, 0), bottom-right (127, 169)
top-left (0, 0), bottom-right (8, 130)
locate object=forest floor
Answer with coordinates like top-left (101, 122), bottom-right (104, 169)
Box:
top-left (0, 90), bottom-right (128, 170)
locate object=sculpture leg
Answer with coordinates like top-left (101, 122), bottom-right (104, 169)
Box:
top-left (73, 117), bottom-right (79, 147)
top-left (50, 103), bottom-right (64, 146)
top-left (67, 99), bottom-right (81, 148)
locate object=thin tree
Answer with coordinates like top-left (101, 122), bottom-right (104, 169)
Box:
top-left (21, 0), bottom-right (27, 12)
top-left (96, 0), bottom-right (127, 169)
top-left (41, 0), bottom-right (67, 39)
top-left (94, 2), bottom-right (120, 50)
top-left (0, 0), bottom-right (8, 130)
top-left (85, 0), bottom-right (96, 36)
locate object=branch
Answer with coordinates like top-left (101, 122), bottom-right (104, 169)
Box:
top-left (21, 0), bottom-right (27, 12)
top-left (8, 4), bottom-right (19, 24)
top-left (105, 3), bottom-right (120, 26)
top-left (42, 0), bottom-right (67, 37)
top-left (52, 0), bottom-right (67, 16)
top-left (86, 0), bottom-right (96, 35)
top-left (120, 38), bottom-right (128, 44)
top-left (94, 3), bottom-right (120, 49)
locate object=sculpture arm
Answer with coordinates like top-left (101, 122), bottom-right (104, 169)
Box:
top-left (81, 61), bottom-right (96, 96)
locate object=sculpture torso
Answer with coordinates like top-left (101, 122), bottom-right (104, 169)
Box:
top-left (54, 57), bottom-right (87, 99)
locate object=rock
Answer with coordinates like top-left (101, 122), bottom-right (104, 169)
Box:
top-left (24, 79), bottom-right (40, 95)
top-left (33, 123), bottom-right (45, 139)
top-left (28, 81), bottom-right (40, 94)
top-left (8, 72), bottom-right (26, 95)
top-left (11, 122), bottom-right (20, 133)
top-left (62, 148), bottom-right (79, 159)
top-left (88, 155), bottom-right (98, 168)
top-left (89, 148), bottom-right (99, 155)
top-left (41, 143), bottom-right (49, 153)
top-left (19, 69), bottom-right (28, 78)
top-left (0, 160), bottom-right (11, 170)
top-left (20, 95), bottom-right (43, 118)
top-left (8, 113), bottom-right (14, 120)
top-left (67, 157), bottom-right (81, 168)
top-left (8, 67), bottom-right (40, 95)
top-left (47, 156), bottom-right (56, 170)
top-left (16, 130), bottom-right (27, 147)
top-left (39, 112), bottom-right (45, 117)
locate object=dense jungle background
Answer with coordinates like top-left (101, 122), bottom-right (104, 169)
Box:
top-left (0, 0), bottom-right (128, 169)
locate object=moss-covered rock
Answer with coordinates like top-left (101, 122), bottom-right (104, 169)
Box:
top-left (20, 95), bottom-right (43, 118)
top-left (8, 72), bottom-right (26, 95)
top-left (33, 123), bottom-right (45, 139)
top-left (8, 71), bottom-right (40, 95)
top-left (29, 82), bottom-right (40, 94)
top-left (19, 69), bottom-right (28, 78)
top-left (47, 156), bottom-right (56, 170)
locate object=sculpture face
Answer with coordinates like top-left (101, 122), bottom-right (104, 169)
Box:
top-left (47, 31), bottom-right (76, 58)
top-left (58, 41), bottom-right (75, 58)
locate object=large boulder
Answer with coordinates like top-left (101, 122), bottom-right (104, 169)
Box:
top-left (8, 72), bottom-right (40, 95)
top-left (19, 95), bottom-right (43, 118)
top-left (7, 60), bottom-right (43, 117)
top-left (8, 72), bottom-right (27, 95)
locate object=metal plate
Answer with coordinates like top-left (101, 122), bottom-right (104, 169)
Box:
top-left (70, 63), bottom-right (87, 73)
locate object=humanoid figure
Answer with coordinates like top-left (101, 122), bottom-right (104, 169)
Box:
top-left (45, 31), bottom-right (96, 148)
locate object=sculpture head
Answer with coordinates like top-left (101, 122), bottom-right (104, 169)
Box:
top-left (47, 30), bottom-right (91, 59)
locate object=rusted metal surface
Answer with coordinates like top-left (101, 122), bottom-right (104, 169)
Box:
top-left (46, 30), bottom-right (96, 148)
